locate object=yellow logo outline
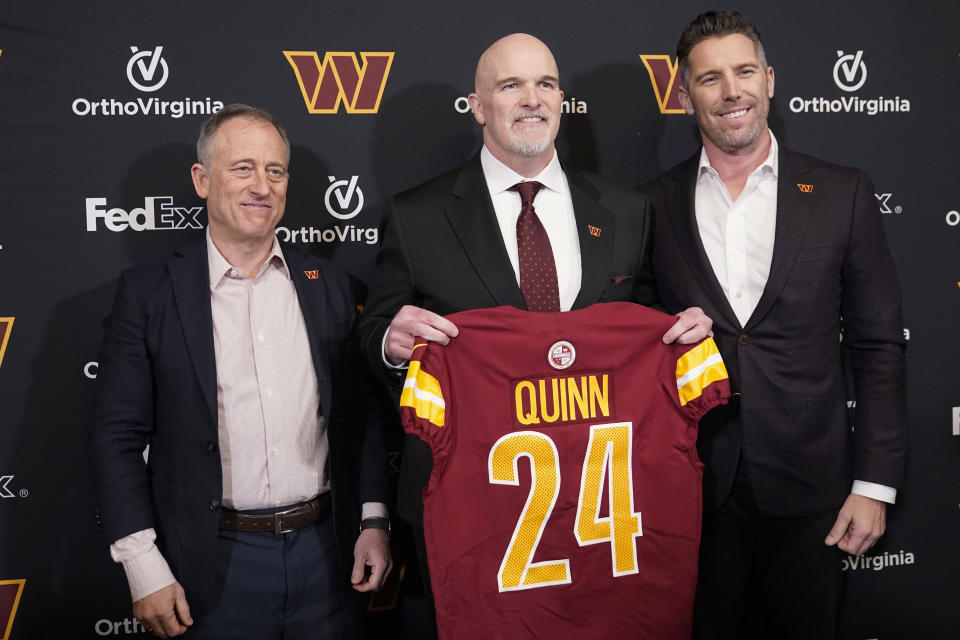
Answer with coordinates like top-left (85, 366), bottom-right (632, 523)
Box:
top-left (283, 51), bottom-right (394, 114)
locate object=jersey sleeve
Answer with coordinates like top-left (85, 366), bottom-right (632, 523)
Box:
top-left (399, 337), bottom-right (450, 451)
top-left (672, 337), bottom-right (730, 421)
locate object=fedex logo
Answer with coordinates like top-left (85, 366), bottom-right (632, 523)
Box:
top-left (283, 50), bottom-right (394, 114)
top-left (85, 197), bottom-right (204, 232)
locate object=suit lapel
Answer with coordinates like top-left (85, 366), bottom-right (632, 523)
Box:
top-left (744, 149), bottom-right (814, 329)
top-left (665, 155), bottom-right (741, 326)
top-left (446, 155), bottom-right (527, 309)
top-left (284, 247), bottom-right (331, 408)
top-left (167, 243), bottom-right (217, 426)
top-left (566, 166), bottom-right (614, 309)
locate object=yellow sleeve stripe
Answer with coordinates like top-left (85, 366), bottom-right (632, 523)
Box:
top-left (400, 360), bottom-right (445, 427)
top-left (676, 338), bottom-right (729, 406)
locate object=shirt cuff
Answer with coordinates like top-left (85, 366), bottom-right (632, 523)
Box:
top-left (362, 502), bottom-right (389, 519)
top-left (110, 529), bottom-right (177, 603)
top-left (381, 327), bottom-right (409, 370)
top-left (851, 480), bottom-right (897, 504)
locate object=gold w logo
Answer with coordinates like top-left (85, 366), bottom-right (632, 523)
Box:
top-left (0, 579), bottom-right (25, 640)
top-left (639, 55), bottom-right (684, 114)
top-left (0, 318), bottom-right (13, 369)
top-left (283, 51), bottom-right (394, 114)
top-left (797, 183), bottom-right (815, 193)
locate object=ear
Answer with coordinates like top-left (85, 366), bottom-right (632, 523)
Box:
top-left (678, 84), bottom-right (695, 116)
top-left (766, 65), bottom-right (775, 99)
top-left (468, 93), bottom-right (485, 126)
top-left (191, 163), bottom-right (209, 199)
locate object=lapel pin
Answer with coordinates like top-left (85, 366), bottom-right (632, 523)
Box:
top-left (797, 183), bottom-right (814, 193)
top-left (588, 224), bottom-right (602, 237)
top-left (304, 270), bottom-right (319, 280)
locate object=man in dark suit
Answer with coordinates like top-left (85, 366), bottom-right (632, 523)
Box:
top-left (90, 104), bottom-right (391, 639)
top-left (357, 33), bottom-right (712, 629)
top-left (642, 11), bottom-right (907, 638)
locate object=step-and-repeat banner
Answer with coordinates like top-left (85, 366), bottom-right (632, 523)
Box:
top-left (1, 1), bottom-right (957, 638)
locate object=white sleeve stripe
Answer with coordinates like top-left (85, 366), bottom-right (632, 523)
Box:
top-left (676, 353), bottom-right (724, 389)
top-left (403, 378), bottom-right (446, 408)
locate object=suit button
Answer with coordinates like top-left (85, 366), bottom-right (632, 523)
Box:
top-left (208, 499), bottom-right (221, 512)
top-left (730, 392), bottom-right (742, 403)
top-left (206, 440), bottom-right (218, 452)
top-left (738, 334), bottom-right (749, 345)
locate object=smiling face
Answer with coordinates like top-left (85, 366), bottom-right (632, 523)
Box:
top-left (191, 116), bottom-right (289, 251)
top-left (678, 33), bottom-right (774, 156)
top-left (468, 34), bottom-right (563, 176)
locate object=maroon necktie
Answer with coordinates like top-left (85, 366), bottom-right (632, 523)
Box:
top-left (510, 181), bottom-right (560, 312)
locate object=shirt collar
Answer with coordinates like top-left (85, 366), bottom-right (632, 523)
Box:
top-left (206, 227), bottom-right (289, 288)
top-left (480, 145), bottom-right (567, 196)
top-left (697, 129), bottom-right (779, 181)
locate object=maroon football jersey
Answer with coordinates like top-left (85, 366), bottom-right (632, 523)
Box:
top-left (400, 303), bottom-right (730, 639)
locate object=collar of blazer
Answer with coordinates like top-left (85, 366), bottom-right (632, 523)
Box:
top-left (442, 153), bottom-right (616, 311)
top-left (663, 147), bottom-right (818, 331)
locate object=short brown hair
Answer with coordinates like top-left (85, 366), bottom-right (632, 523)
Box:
top-left (676, 10), bottom-right (767, 89)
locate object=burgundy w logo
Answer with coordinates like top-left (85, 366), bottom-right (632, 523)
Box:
top-left (639, 55), bottom-right (684, 114)
top-left (0, 318), bottom-right (13, 369)
top-left (283, 51), bottom-right (394, 114)
top-left (0, 579), bottom-right (25, 640)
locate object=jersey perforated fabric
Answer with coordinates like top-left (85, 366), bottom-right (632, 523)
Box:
top-left (400, 302), bottom-right (730, 639)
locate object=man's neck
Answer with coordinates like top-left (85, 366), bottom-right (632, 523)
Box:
top-left (702, 129), bottom-right (772, 193)
top-left (209, 231), bottom-right (275, 278)
top-left (485, 145), bottom-right (553, 179)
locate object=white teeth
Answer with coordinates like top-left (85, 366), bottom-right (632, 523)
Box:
top-left (722, 109), bottom-right (747, 119)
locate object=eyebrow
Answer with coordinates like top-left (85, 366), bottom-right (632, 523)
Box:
top-left (693, 62), bottom-right (759, 82)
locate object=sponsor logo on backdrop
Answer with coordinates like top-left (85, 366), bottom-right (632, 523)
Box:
top-left (841, 549), bottom-right (915, 572)
top-left (85, 362), bottom-right (99, 379)
top-left (875, 193), bottom-right (902, 215)
top-left (789, 50), bottom-right (910, 116)
top-left (94, 617), bottom-right (148, 636)
top-left (946, 210), bottom-right (959, 227)
top-left (0, 317), bottom-right (12, 369)
top-left (85, 197), bottom-right (204, 232)
top-left (452, 95), bottom-right (587, 115)
top-left (275, 175), bottom-right (377, 245)
top-left (952, 407), bottom-right (959, 436)
top-left (639, 54), bottom-right (684, 114)
top-left (72, 45), bottom-right (224, 118)
top-left (0, 579), bottom-right (25, 640)
top-left (283, 51), bottom-right (393, 114)
top-left (0, 476), bottom-right (28, 499)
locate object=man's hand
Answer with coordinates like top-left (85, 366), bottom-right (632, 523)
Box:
top-left (133, 581), bottom-right (192, 638)
top-left (824, 493), bottom-right (886, 555)
top-left (385, 304), bottom-right (459, 364)
top-left (351, 529), bottom-right (393, 592)
top-left (661, 306), bottom-right (713, 344)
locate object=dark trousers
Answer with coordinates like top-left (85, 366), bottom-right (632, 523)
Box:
top-left (187, 516), bottom-right (360, 640)
top-left (693, 470), bottom-right (843, 640)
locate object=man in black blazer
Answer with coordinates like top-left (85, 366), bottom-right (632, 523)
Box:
top-left (642, 12), bottom-right (906, 638)
top-left (357, 33), bottom-right (712, 627)
top-left (90, 104), bottom-right (391, 639)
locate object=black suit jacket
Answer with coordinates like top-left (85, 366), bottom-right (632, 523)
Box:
top-left (90, 239), bottom-right (386, 617)
top-left (358, 152), bottom-right (659, 522)
top-left (643, 147), bottom-right (906, 517)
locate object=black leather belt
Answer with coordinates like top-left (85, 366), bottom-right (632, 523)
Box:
top-left (220, 494), bottom-right (329, 534)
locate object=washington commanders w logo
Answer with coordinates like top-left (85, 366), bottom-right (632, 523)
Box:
top-left (0, 579), bottom-right (25, 640)
top-left (0, 318), bottom-right (13, 369)
top-left (283, 51), bottom-right (394, 114)
top-left (639, 54), bottom-right (684, 114)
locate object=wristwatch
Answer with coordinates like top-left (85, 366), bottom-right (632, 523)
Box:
top-left (359, 516), bottom-right (391, 535)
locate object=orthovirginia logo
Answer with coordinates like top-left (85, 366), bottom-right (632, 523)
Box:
top-left (0, 317), bottom-right (12, 369)
top-left (72, 45), bottom-right (224, 118)
top-left (275, 175), bottom-right (377, 245)
top-left (639, 54), bottom-right (684, 114)
top-left (283, 51), bottom-right (393, 114)
top-left (841, 549), bottom-right (915, 572)
top-left (452, 95), bottom-right (587, 115)
top-left (790, 50), bottom-right (910, 116)
top-left (0, 579), bottom-right (25, 640)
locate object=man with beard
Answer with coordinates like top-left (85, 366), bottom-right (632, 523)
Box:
top-left (358, 33), bottom-right (712, 633)
top-left (642, 11), bottom-right (906, 639)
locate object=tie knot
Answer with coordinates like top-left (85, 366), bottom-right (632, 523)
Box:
top-left (510, 181), bottom-right (544, 207)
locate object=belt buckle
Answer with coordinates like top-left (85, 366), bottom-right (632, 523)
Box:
top-left (273, 504), bottom-right (302, 535)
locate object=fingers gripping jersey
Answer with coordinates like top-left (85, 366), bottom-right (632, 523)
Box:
top-left (400, 303), bottom-right (729, 640)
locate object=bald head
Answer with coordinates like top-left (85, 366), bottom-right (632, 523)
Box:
top-left (468, 33), bottom-right (563, 177)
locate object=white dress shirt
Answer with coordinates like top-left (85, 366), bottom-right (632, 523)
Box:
top-left (694, 130), bottom-right (895, 505)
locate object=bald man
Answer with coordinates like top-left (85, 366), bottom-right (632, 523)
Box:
top-left (357, 33), bottom-right (711, 630)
